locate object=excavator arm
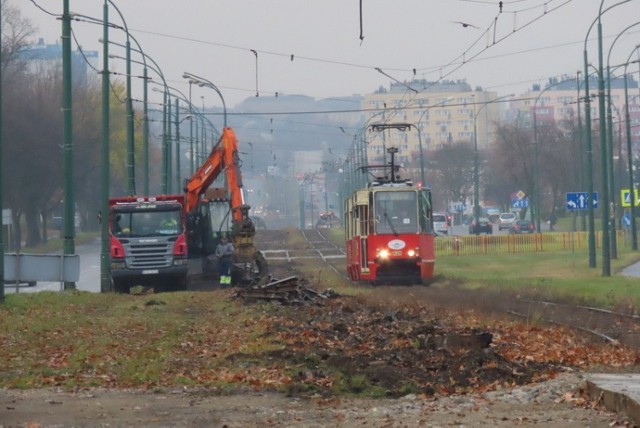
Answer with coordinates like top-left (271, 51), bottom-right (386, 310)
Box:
top-left (184, 127), bottom-right (244, 218)
top-left (183, 127), bottom-right (267, 285)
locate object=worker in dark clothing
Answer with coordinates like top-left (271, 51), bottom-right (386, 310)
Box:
top-left (215, 236), bottom-right (234, 285)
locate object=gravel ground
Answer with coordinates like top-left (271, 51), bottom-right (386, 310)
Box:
top-left (1, 372), bottom-right (635, 427)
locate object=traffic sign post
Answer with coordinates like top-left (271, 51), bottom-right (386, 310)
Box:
top-left (512, 197), bottom-right (529, 209)
top-left (620, 189), bottom-right (640, 207)
top-left (511, 190), bottom-right (529, 210)
top-left (566, 192), bottom-right (599, 211)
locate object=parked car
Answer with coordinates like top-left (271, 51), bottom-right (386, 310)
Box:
top-left (498, 212), bottom-right (517, 231)
top-left (432, 213), bottom-right (449, 235)
top-left (469, 217), bottom-right (493, 235)
top-left (509, 219), bottom-right (535, 234)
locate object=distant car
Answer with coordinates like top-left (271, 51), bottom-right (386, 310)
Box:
top-left (432, 213), bottom-right (449, 235)
top-left (509, 219), bottom-right (535, 234)
top-left (498, 212), bottom-right (517, 231)
top-left (316, 212), bottom-right (340, 229)
top-left (469, 217), bottom-right (493, 235)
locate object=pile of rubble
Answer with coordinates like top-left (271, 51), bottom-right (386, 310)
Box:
top-left (235, 276), bottom-right (338, 304)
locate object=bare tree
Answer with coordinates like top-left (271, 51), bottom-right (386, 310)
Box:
top-left (4, 65), bottom-right (64, 247)
top-left (425, 141), bottom-right (474, 212)
top-left (1, 0), bottom-right (34, 61)
top-left (0, 2), bottom-right (131, 247)
top-left (492, 116), bottom-right (589, 221)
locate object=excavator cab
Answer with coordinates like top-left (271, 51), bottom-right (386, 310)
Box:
top-left (187, 190), bottom-right (233, 274)
top-left (183, 128), bottom-right (269, 286)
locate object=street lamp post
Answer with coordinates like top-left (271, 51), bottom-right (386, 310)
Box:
top-left (605, 22), bottom-right (640, 260)
top-left (188, 80), bottom-right (195, 175)
top-left (151, 84), bottom-right (215, 193)
top-left (105, 0), bottom-right (135, 196)
top-left (0, 3), bottom-right (4, 301)
top-left (182, 72), bottom-right (227, 129)
top-left (100, 1), bottom-right (110, 292)
top-left (110, 51), bottom-right (169, 194)
top-left (576, 70), bottom-right (587, 232)
top-left (101, 34), bottom-right (150, 195)
top-left (62, 0), bottom-right (75, 289)
top-left (580, 0), bottom-right (631, 271)
top-left (589, 0), bottom-right (632, 275)
top-left (583, 49), bottom-right (598, 269)
top-left (624, 46), bottom-right (640, 250)
top-left (341, 127), bottom-right (368, 193)
top-left (92, 3), bottom-right (150, 291)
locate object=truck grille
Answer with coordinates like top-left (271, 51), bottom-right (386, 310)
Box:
top-left (125, 241), bottom-right (173, 269)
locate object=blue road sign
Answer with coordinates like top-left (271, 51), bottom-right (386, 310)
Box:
top-left (566, 192), bottom-right (599, 210)
top-left (512, 197), bottom-right (529, 209)
top-left (623, 212), bottom-right (631, 228)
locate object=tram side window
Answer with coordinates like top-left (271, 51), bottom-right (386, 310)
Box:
top-left (358, 205), bottom-right (369, 236)
top-left (345, 200), bottom-right (352, 238)
top-left (419, 190), bottom-right (433, 233)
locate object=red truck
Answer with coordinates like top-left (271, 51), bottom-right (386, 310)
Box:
top-left (108, 127), bottom-right (267, 293)
top-left (109, 195), bottom-right (188, 293)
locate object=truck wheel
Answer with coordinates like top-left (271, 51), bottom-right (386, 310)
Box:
top-left (175, 275), bottom-right (188, 291)
top-left (112, 279), bottom-right (130, 294)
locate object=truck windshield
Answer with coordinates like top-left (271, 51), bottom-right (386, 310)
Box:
top-left (113, 209), bottom-right (182, 237)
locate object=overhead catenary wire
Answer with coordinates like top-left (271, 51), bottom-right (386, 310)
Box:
top-left (28, 0), bottom-right (636, 124)
top-left (30, 0), bottom-right (620, 110)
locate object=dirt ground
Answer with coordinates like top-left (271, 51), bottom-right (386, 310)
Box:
top-left (0, 373), bottom-right (635, 427)
top-left (2, 230), bottom-right (639, 427)
top-left (2, 289), bottom-right (637, 427)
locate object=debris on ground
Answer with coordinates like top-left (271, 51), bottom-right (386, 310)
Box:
top-left (236, 275), bottom-right (339, 304)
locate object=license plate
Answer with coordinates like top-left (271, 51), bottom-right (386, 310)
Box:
top-left (142, 269), bottom-right (159, 275)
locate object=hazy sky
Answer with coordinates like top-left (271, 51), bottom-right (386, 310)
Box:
top-left (17, 0), bottom-right (640, 111)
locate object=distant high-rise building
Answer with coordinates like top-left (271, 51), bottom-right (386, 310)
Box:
top-left (362, 79), bottom-right (502, 168)
top-left (19, 38), bottom-right (98, 85)
top-left (510, 75), bottom-right (640, 150)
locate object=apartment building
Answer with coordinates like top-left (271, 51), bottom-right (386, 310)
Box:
top-left (510, 75), bottom-right (640, 149)
top-left (361, 79), bottom-right (500, 167)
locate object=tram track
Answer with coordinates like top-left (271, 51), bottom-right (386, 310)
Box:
top-left (300, 228), bottom-right (348, 279)
top-left (254, 229), bottom-right (640, 350)
top-left (254, 228), bottom-right (349, 280)
top-left (507, 298), bottom-right (640, 348)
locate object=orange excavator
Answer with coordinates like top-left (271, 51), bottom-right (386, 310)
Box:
top-left (184, 127), bottom-right (268, 285)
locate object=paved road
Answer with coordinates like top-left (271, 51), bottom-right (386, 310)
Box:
top-left (622, 261), bottom-right (640, 277)
top-left (5, 231), bottom-right (640, 294)
top-left (4, 238), bottom-right (101, 294)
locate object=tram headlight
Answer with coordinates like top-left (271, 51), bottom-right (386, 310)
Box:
top-left (407, 249), bottom-right (416, 257)
top-left (377, 249), bottom-right (390, 259)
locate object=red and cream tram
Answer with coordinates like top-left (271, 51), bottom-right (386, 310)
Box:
top-left (344, 170), bottom-right (435, 285)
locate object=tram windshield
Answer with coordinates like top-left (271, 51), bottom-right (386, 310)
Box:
top-left (374, 190), bottom-right (419, 234)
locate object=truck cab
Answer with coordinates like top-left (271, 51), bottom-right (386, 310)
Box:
top-left (109, 195), bottom-right (188, 293)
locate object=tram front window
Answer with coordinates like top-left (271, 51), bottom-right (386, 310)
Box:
top-left (374, 191), bottom-right (418, 234)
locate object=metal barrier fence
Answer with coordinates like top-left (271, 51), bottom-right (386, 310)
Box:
top-left (435, 230), bottom-right (630, 256)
